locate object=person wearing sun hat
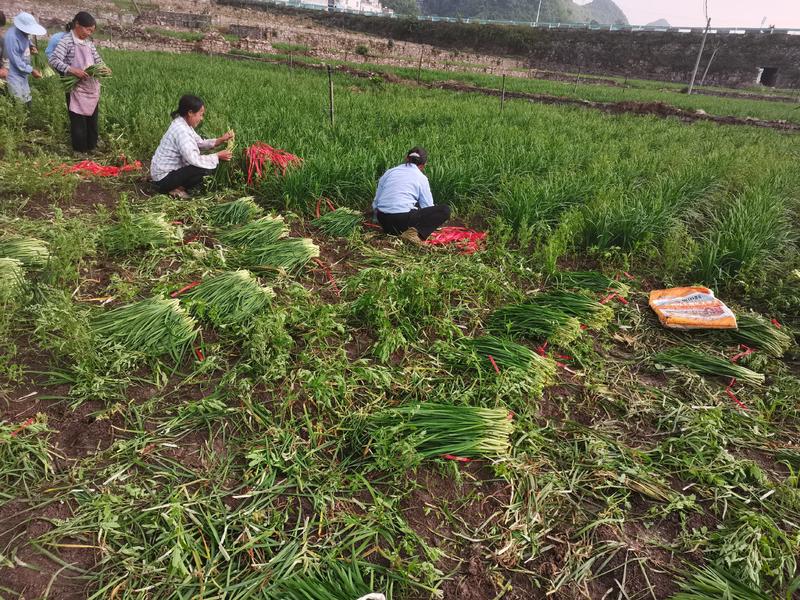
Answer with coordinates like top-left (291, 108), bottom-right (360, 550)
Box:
top-left (3, 12), bottom-right (45, 103)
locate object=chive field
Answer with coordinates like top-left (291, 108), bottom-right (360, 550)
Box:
top-left (0, 48), bottom-right (798, 599)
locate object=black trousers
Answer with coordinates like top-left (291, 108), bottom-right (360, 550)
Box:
top-left (66, 94), bottom-right (99, 152)
top-left (152, 165), bottom-right (213, 193)
top-left (377, 205), bottom-right (451, 240)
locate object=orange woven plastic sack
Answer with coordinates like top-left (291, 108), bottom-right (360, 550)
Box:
top-left (648, 286), bottom-right (737, 330)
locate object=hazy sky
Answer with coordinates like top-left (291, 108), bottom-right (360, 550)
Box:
top-left (578, 0), bottom-right (800, 28)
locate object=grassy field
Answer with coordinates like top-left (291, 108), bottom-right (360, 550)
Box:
top-left (0, 49), bottom-right (799, 599)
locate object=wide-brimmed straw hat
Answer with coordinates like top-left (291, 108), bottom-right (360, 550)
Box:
top-left (13, 12), bottom-right (46, 36)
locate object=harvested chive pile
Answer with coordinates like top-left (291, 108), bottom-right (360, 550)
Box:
top-left (489, 303), bottom-right (582, 346)
top-left (655, 347), bottom-right (765, 386)
top-left (311, 207), bottom-right (363, 237)
top-left (455, 335), bottom-right (556, 379)
top-left (554, 270), bottom-right (629, 295)
top-left (273, 562), bottom-right (387, 600)
top-left (101, 211), bottom-right (179, 255)
top-left (0, 236), bottom-right (50, 268)
top-left (182, 270), bottom-right (274, 328)
top-left (0, 258), bottom-right (26, 303)
top-left (730, 314), bottom-right (794, 358)
top-left (531, 290), bottom-right (614, 330)
top-left (207, 197), bottom-right (263, 227)
top-left (220, 216), bottom-right (288, 247)
top-left (92, 297), bottom-right (198, 361)
top-left (370, 403), bottom-right (514, 460)
top-left (238, 238), bottom-right (320, 273)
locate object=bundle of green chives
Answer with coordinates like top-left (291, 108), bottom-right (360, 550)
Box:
top-left (655, 347), bottom-right (764, 386)
top-left (729, 314), bottom-right (793, 358)
top-left (310, 207), bottom-right (363, 237)
top-left (531, 290), bottom-right (613, 330)
top-left (92, 297), bottom-right (198, 361)
top-left (101, 212), bottom-right (179, 255)
top-left (271, 562), bottom-right (384, 600)
top-left (61, 63), bottom-right (111, 93)
top-left (456, 335), bottom-right (556, 381)
top-left (671, 566), bottom-right (771, 600)
top-left (207, 197), bottom-right (263, 227)
top-left (0, 258), bottom-right (26, 303)
top-left (220, 216), bottom-right (288, 247)
top-left (555, 270), bottom-right (629, 295)
top-left (489, 303), bottom-right (582, 346)
top-left (182, 270), bottom-right (274, 328)
top-left (372, 403), bottom-right (513, 459)
top-left (0, 236), bottom-right (50, 268)
top-left (238, 238), bottom-right (320, 273)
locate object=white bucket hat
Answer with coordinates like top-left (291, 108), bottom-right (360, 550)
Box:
top-left (13, 12), bottom-right (47, 36)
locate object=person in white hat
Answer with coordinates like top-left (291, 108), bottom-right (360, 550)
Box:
top-left (3, 12), bottom-right (45, 104)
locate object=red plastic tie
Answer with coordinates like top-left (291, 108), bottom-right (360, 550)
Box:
top-left (615, 295), bottom-right (629, 305)
top-left (315, 196), bottom-right (336, 219)
top-left (245, 142), bottom-right (302, 185)
top-left (313, 258), bottom-right (340, 298)
top-left (730, 344), bottom-right (755, 363)
top-left (441, 454), bottom-right (473, 463)
top-left (48, 158), bottom-right (142, 178)
top-left (171, 281), bottom-right (202, 298)
top-left (194, 347), bottom-right (205, 362)
top-left (10, 417), bottom-right (36, 437)
top-left (771, 318), bottom-right (782, 329)
top-left (725, 377), bottom-right (749, 412)
top-left (424, 226), bottom-right (487, 255)
top-left (599, 293), bottom-right (615, 305)
top-left (487, 354), bottom-right (501, 374)
top-left (621, 271), bottom-right (635, 281)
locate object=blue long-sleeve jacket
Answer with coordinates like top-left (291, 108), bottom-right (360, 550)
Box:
top-left (4, 26), bottom-right (33, 101)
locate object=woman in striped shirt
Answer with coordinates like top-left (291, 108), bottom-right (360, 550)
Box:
top-left (149, 95), bottom-right (234, 198)
top-left (48, 12), bottom-right (107, 152)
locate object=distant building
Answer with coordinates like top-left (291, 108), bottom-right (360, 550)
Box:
top-left (303, 0), bottom-right (385, 13)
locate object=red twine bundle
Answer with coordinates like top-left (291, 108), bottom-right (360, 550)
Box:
top-left (245, 142), bottom-right (302, 185)
top-left (50, 156), bottom-right (142, 178)
top-left (424, 226), bottom-right (487, 254)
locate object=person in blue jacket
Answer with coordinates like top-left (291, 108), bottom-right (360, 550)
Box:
top-left (372, 147), bottom-right (451, 243)
top-left (3, 12), bottom-right (45, 104)
top-left (45, 29), bottom-right (67, 59)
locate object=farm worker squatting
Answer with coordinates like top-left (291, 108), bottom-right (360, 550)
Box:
top-left (372, 147), bottom-right (451, 243)
top-left (149, 94), bottom-right (234, 198)
top-left (2, 12), bottom-right (45, 104)
top-left (49, 12), bottom-right (109, 153)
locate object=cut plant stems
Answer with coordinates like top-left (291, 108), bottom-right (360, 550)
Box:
top-left (655, 347), bottom-right (765, 386)
top-left (207, 196), bottom-right (263, 227)
top-left (0, 258), bottom-right (26, 303)
top-left (181, 270), bottom-right (274, 328)
top-left (92, 297), bottom-right (198, 361)
top-left (489, 303), bottom-right (583, 346)
top-left (311, 207), bottom-right (363, 237)
top-left (220, 215), bottom-right (288, 247)
top-left (554, 270), bottom-right (630, 295)
top-left (364, 402), bottom-right (514, 460)
top-left (530, 290), bottom-right (614, 330)
top-left (61, 63), bottom-right (112, 94)
top-left (0, 236), bottom-right (49, 268)
top-left (728, 313), bottom-right (794, 358)
top-left (454, 335), bottom-right (556, 381)
top-left (237, 238), bottom-right (320, 273)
